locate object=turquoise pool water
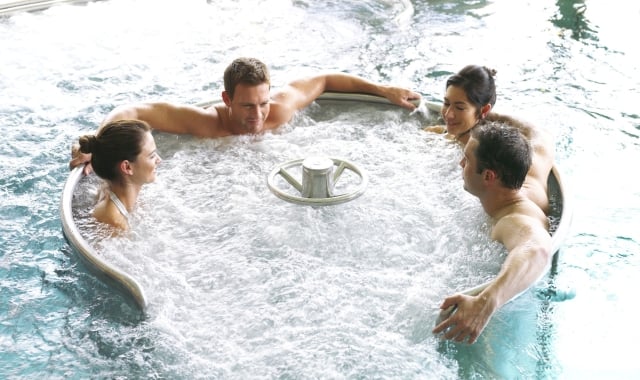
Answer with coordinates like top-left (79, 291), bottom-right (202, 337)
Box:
top-left (1, 0), bottom-right (639, 378)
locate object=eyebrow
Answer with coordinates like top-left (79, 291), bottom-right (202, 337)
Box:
top-left (443, 97), bottom-right (468, 107)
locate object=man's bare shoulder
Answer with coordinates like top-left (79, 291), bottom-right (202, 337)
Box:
top-left (263, 85), bottom-right (313, 130)
top-left (487, 112), bottom-right (552, 147)
top-left (492, 198), bottom-right (549, 240)
top-left (162, 102), bottom-right (226, 138)
top-left (262, 99), bottom-right (297, 131)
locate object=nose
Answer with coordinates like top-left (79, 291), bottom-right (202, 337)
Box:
top-left (459, 157), bottom-right (465, 168)
top-left (250, 105), bottom-right (262, 118)
top-left (442, 105), bottom-right (454, 120)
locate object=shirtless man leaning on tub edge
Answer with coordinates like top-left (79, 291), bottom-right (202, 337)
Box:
top-left (70, 57), bottom-right (421, 172)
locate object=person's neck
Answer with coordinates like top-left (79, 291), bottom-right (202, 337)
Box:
top-left (455, 128), bottom-right (472, 144)
top-left (455, 119), bottom-right (483, 144)
top-left (109, 182), bottom-right (141, 213)
top-left (479, 188), bottom-right (526, 219)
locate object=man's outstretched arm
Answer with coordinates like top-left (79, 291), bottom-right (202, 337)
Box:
top-left (270, 73), bottom-right (421, 121)
top-left (433, 214), bottom-right (551, 344)
top-left (69, 102), bottom-right (221, 172)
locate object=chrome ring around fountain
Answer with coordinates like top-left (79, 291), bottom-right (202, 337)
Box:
top-left (267, 156), bottom-right (368, 206)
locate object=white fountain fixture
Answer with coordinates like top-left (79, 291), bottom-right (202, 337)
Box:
top-left (267, 156), bottom-right (368, 206)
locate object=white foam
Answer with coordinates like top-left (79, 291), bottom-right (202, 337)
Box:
top-left (82, 104), bottom-right (503, 377)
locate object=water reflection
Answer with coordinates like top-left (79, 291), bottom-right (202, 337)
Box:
top-left (551, 0), bottom-right (596, 41)
top-left (418, 0), bottom-right (490, 14)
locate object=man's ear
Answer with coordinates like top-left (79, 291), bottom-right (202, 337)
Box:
top-left (222, 91), bottom-right (231, 106)
top-left (483, 169), bottom-right (497, 182)
top-left (120, 160), bottom-right (133, 176)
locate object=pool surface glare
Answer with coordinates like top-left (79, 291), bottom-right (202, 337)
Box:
top-left (0, 0), bottom-right (93, 15)
top-left (2, 0), bottom-right (640, 378)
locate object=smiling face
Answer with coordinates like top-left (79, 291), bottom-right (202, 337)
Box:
top-left (441, 85), bottom-right (481, 138)
top-left (224, 82), bottom-right (271, 134)
top-left (130, 131), bottom-right (161, 185)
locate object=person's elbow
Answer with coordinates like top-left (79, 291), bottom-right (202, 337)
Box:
top-left (532, 243), bottom-right (553, 272)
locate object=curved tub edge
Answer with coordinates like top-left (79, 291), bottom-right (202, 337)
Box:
top-left (0, 0), bottom-right (94, 16)
top-left (60, 166), bottom-right (148, 312)
top-left (197, 91), bottom-right (441, 114)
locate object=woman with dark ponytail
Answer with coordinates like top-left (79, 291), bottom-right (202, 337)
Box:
top-left (77, 119), bottom-right (161, 230)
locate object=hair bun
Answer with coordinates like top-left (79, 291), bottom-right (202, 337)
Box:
top-left (78, 134), bottom-right (98, 154)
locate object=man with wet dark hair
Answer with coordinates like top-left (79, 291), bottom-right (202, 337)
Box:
top-left (433, 122), bottom-right (552, 344)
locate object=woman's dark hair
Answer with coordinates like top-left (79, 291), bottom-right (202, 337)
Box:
top-left (471, 122), bottom-right (531, 189)
top-left (223, 57), bottom-right (270, 99)
top-left (78, 120), bottom-right (151, 182)
top-left (446, 65), bottom-right (497, 116)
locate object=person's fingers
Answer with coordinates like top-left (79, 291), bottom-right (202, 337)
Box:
top-left (83, 163), bottom-right (93, 176)
top-left (432, 319), bottom-right (449, 334)
top-left (467, 330), bottom-right (479, 344)
top-left (443, 322), bottom-right (465, 340)
top-left (403, 100), bottom-right (417, 110)
top-left (69, 157), bottom-right (81, 170)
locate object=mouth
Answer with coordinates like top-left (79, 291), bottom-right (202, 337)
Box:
top-left (248, 122), bottom-right (264, 133)
top-left (446, 121), bottom-right (462, 133)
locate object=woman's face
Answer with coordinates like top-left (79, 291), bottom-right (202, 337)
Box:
top-left (441, 85), bottom-right (481, 137)
top-left (131, 131), bottom-right (161, 184)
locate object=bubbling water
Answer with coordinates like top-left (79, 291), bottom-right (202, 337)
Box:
top-left (75, 101), bottom-right (505, 378)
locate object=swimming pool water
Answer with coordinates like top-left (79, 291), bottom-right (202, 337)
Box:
top-left (1, 0), bottom-right (639, 378)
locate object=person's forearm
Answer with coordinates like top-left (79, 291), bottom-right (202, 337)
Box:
top-left (481, 244), bottom-right (551, 308)
top-left (323, 73), bottom-right (420, 110)
top-left (323, 73), bottom-right (386, 96)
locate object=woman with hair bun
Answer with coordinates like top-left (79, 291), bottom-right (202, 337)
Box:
top-left (425, 64), bottom-right (497, 142)
top-left (77, 119), bottom-right (161, 230)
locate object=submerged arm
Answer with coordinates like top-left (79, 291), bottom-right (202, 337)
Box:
top-left (483, 214), bottom-right (552, 309)
top-left (433, 213), bottom-right (551, 344)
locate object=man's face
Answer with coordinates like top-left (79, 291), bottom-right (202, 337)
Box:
top-left (460, 136), bottom-right (484, 196)
top-left (227, 82), bottom-right (271, 134)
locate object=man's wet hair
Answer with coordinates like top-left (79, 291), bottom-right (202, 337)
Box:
top-left (471, 122), bottom-right (531, 189)
top-left (223, 57), bottom-right (270, 99)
